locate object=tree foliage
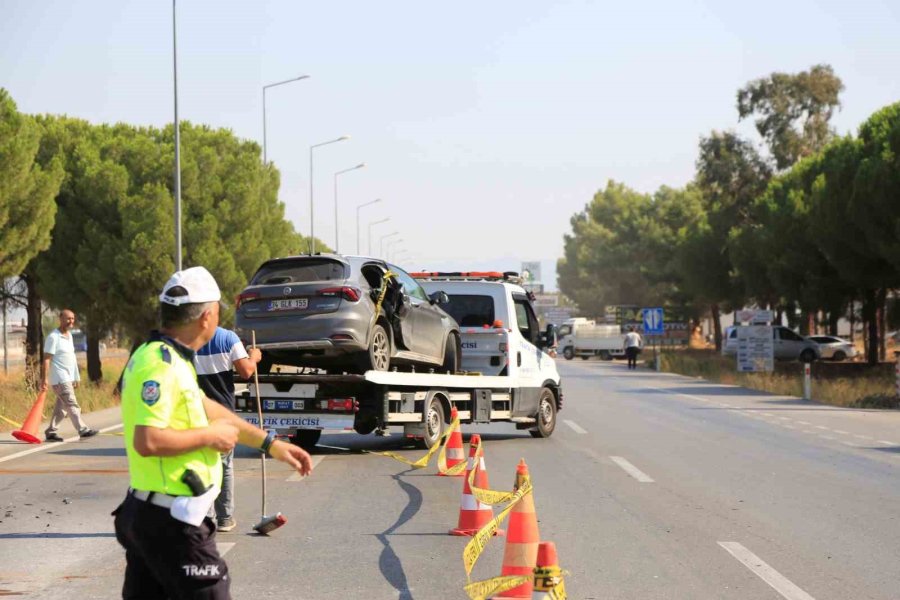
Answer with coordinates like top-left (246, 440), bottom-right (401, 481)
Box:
top-left (0, 89), bottom-right (63, 280)
top-left (737, 64), bottom-right (843, 170)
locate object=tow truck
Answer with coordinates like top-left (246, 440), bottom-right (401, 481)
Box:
top-left (235, 272), bottom-right (562, 450)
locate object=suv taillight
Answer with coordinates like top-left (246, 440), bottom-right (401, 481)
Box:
top-left (318, 287), bottom-right (361, 302)
top-left (236, 291), bottom-right (260, 309)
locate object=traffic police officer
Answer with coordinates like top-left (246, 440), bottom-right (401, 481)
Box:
top-left (114, 266), bottom-right (313, 599)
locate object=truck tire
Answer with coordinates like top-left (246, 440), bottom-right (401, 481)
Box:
top-left (580, 355), bottom-right (590, 360)
top-left (420, 397), bottom-right (446, 449)
top-left (529, 388), bottom-right (557, 438)
top-left (563, 346), bottom-right (574, 360)
top-left (599, 351), bottom-right (612, 361)
top-left (291, 429), bottom-right (321, 452)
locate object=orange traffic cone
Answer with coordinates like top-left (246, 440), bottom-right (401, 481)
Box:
top-left (450, 434), bottom-right (503, 536)
top-left (12, 390), bottom-right (47, 444)
top-left (496, 459), bottom-right (540, 598)
top-left (531, 541), bottom-right (565, 599)
top-left (439, 406), bottom-right (465, 477)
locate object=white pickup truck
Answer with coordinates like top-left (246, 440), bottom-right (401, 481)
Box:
top-left (559, 320), bottom-right (626, 360)
top-left (235, 272), bottom-right (563, 450)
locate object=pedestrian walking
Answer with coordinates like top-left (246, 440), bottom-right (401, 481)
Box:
top-left (623, 326), bottom-right (643, 370)
top-left (42, 309), bottom-right (98, 442)
top-left (114, 266), bottom-right (313, 599)
top-left (195, 327), bottom-right (262, 532)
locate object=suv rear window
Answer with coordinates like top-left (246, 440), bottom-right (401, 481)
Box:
top-left (442, 295), bottom-right (495, 327)
top-left (251, 259), bottom-right (348, 285)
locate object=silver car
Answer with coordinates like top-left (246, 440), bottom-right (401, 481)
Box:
top-left (723, 325), bottom-right (820, 362)
top-left (808, 335), bottom-right (858, 361)
top-left (234, 255), bottom-right (461, 374)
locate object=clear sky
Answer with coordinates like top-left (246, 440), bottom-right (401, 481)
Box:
top-left (2, 0), bottom-right (899, 291)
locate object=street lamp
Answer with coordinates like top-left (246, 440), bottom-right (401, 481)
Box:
top-left (333, 163), bottom-right (366, 253)
top-left (368, 217), bottom-right (390, 255)
top-left (380, 231), bottom-right (400, 257)
top-left (391, 248), bottom-right (409, 264)
top-left (309, 135), bottom-right (350, 254)
top-left (385, 239), bottom-right (403, 263)
top-left (172, 0), bottom-right (182, 270)
top-left (263, 75), bottom-right (310, 165)
top-left (357, 198), bottom-right (381, 254)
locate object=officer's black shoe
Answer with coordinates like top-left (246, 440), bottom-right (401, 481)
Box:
top-left (78, 428), bottom-right (99, 439)
top-left (45, 433), bottom-right (64, 442)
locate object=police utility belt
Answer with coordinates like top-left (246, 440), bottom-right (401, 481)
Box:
top-left (129, 471), bottom-right (219, 528)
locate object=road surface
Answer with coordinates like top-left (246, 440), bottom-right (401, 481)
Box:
top-left (1, 358), bottom-right (899, 598)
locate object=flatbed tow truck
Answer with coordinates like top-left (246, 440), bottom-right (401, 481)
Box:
top-left (236, 272), bottom-right (562, 450)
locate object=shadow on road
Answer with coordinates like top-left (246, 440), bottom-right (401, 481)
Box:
top-left (0, 532), bottom-right (116, 539)
top-left (375, 467), bottom-right (422, 600)
top-left (50, 447), bottom-right (126, 457)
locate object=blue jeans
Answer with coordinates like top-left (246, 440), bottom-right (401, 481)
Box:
top-left (215, 450), bottom-right (234, 522)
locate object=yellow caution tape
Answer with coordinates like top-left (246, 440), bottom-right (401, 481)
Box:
top-left (549, 577), bottom-right (567, 600)
top-left (373, 271), bottom-right (396, 316)
top-left (463, 477), bottom-right (532, 579)
top-left (467, 442), bottom-right (518, 506)
top-left (0, 414), bottom-right (23, 428)
top-left (464, 575), bottom-right (531, 600)
top-left (436, 415), bottom-right (467, 476)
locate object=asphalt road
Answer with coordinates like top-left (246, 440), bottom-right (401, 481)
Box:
top-left (2, 358), bottom-right (900, 599)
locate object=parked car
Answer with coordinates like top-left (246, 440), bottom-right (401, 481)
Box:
top-left (808, 335), bottom-right (858, 361)
top-left (723, 325), bottom-right (821, 362)
top-left (234, 254), bottom-right (461, 374)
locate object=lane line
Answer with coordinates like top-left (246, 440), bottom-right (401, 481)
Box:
top-left (0, 423), bottom-right (123, 464)
top-left (610, 456), bottom-right (654, 483)
top-left (878, 440), bottom-right (896, 446)
top-left (778, 417), bottom-right (791, 421)
top-left (286, 455), bottom-right (325, 481)
top-left (718, 542), bottom-right (816, 600)
top-left (833, 429), bottom-right (849, 435)
top-left (814, 426), bottom-right (830, 431)
top-left (563, 420), bottom-right (587, 434)
top-left (819, 435), bottom-right (835, 441)
top-left (854, 434), bottom-right (872, 440)
top-left (217, 542), bottom-right (236, 557)
top-left (797, 421), bottom-right (812, 426)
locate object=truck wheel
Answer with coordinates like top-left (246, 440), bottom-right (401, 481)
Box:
top-left (529, 388), bottom-right (557, 438)
top-left (421, 397), bottom-right (446, 449)
top-left (359, 323), bottom-right (391, 372)
top-left (441, 333), bottom-right (460, 373)
top-left (563, 347), bottom-right (574, 360)
top-left (580, 355), bottom-right (590, 360)
top-left (599, 351), bottom-right (612, 361)
top-left (291, 429), bottom-right (321, 452)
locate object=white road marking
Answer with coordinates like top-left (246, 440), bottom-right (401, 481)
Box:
top-left (718, 542), bottom-right (816, 600)
top-left (841, 441), bottom-right (858, 448)
top-left (761, 412), bottom-right (775, 417)
top-left (778, 417), bottom-right (791, 421)
top-left (0, 423), bottom-right (123, 464)
top-left (819, 435), bottom-right (835, 441)
top-left (878, 440), bottom-right (897, 446)
top-left (815, 426), bottom-right (830, 431)
top-left (287, 455), bottom-right (324, 481)
top-left (216, 542), bottom-right (235, 557)
top-left (718, 403), bottom-right (733, 408)
top-left (854, 434), bottom-right (872, 440)
top-left (833, 429), bottom-right (849, 435)
top-left (563, 420), bottom-right (587, 434)
top-left (610, 456), bottom-right (654, 483)
top-left (797, 421), bottom-right (812, 426)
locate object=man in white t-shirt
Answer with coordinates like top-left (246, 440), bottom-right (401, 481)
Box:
top-left (42, 309), bottom-right (98, 442)
top-left (623, 326), bottom-right (643, 370)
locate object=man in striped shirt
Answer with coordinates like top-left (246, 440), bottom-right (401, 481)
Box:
top-left (195, 327), bottom-right (261, 532)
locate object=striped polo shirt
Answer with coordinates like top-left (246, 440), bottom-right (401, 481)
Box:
top-left (195, 327), bottom-right (248, 410)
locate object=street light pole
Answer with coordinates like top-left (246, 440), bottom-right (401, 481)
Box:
top-left (309, 136), bottom-right (350, 254)
top-left (172, 0), bottom-right (182, 271)
top-left (262, 75), bottom-right (310, 165)
top-left (380, 231), bottom-right (400, 257)
top-left (368, 218), bottom-right (390, 255)
top-left (333, 163), bottom-right (366, 253)
top-left (385, 239), bottom-right (402, 263)
top-left (356, 198), bottom-right (381, 254)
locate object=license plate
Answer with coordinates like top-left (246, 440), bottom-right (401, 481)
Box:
top-left (264, 400), bottom-right (305, 411)
top-left (268, 298), bottom-right (308, 311)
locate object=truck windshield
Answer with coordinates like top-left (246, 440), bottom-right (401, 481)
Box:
top-left (442, 295), bottom-right (495, 327)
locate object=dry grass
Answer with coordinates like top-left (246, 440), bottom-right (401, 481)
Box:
top-left (657, 349), bottom-right (898, 409)
top-left (0, 357), bottom-right (127, 432)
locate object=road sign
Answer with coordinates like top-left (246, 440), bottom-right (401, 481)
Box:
top-left (736, 325), bottom-right (774, 372)
top-left (642, 308), bottom-right (664, 336)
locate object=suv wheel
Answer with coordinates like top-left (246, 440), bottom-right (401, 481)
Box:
top-left (832, 350), bottom-right (846, 361)
top-left (441, 334), bottom-right (460, 373)
top-left (359, 324), bottom-right (391, 372)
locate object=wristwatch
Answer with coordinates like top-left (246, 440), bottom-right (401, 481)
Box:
top-left (260, 429), bottom-right (277, 457)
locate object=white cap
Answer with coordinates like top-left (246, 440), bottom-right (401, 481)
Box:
top-left (159, 266), bottom-right (222, 306)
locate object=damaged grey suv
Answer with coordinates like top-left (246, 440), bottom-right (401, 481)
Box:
top-left (234, 254), bottom-right (461, 374)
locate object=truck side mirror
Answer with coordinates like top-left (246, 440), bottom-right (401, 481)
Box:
top-left (429, 291), bottom-right (450, 305)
